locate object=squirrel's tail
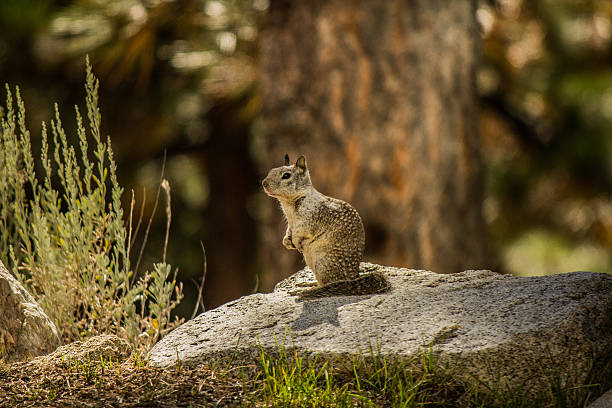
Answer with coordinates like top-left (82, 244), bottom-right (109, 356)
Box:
top-left (297, 272), bottom-right (391, 299)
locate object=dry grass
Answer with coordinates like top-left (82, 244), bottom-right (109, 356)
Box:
top-left (0, 346), bottom-right (601, 408)
top-left (0, 360), bottom-right (252, 407)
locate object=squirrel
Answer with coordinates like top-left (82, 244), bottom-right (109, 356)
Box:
top-left (262, 154), bottom-right (390, 299)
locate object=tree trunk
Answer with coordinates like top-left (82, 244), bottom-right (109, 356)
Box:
top-left (258, 0), bottom-right (487, 287)
top-left (202, 96), bottom-right (258, 308)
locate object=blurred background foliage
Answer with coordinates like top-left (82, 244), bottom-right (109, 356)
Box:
top-left (477, 0), bottom-right (612, 276)
top-left (0, 0), bottom-right (610, 315)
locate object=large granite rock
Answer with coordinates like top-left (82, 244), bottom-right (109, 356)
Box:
top-left (587, 389), bottom-right (612, 408)
top-left (149, 263), bottom-right (612, 396)
top-left (0, 260), bottom-right (62, 362)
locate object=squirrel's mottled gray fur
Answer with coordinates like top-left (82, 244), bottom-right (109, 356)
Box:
top-left (262, 154), bottom-right (390, 298)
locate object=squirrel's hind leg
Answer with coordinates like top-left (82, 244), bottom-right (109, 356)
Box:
top-left (313, 251), bottom-right (360, 285)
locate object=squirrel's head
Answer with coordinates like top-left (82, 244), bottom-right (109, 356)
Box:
top-left (262, 154), bottom-right (313, 201)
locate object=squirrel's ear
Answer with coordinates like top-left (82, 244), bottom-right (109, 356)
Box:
top-left (284, 154), bottom-right (290, 166)
top-left (296, 155), bottom-right (307, 171)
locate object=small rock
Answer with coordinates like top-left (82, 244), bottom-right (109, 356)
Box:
top-left (0, 260), bottom-right (62, 363)
top-left (149, 263), bottom-right (612, 398)
top-left (32, 334), bottom-right (132, 366)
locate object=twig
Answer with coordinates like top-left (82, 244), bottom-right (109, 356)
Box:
top-left (130, 187), bottom-right (147, 285)
top-left (130, 186), bottom-right (146, 249)
top-left (134, 153), bottom-right (167, 276)
top-left (140, 274), bottom-right (151, 319)
top-left (161, 179), bottom-right (171, 264)
top-left (127, 189), bottom-right (135, 260)
top-left (251, 274), bottom-right (259, 294)
top-left (190, 241), bottom-right (207, 320)
top-left (199, 296), bottom-right (205, 314)
top-left (167, 266), bottom-right (180, 325)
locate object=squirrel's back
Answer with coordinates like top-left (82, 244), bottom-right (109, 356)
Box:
top-left (299, 195), bottom-right (365, 283)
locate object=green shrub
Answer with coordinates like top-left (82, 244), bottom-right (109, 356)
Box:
top-left (0, 58), bottom-right (183, 350)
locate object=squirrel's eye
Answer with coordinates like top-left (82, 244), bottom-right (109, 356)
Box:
top-left (282, 172), bottom-right (291, 179)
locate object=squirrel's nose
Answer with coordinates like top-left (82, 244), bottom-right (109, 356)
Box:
top-left (262, 179), bottom-right (269, 189)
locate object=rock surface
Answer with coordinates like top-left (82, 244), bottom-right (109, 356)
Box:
top-left (587, 389), bottom-right (612, 408)
top-left (0, 260), bottom-right (62, 363)
top-left (32, 334), bottom-right (132, 366)
top-left (149, 263), bottom-right (612, 396)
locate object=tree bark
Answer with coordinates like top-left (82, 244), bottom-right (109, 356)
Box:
top-left (258, 0), bottom-right (487, 287)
